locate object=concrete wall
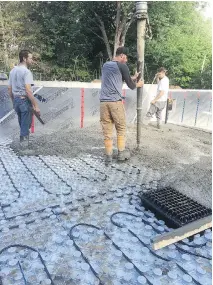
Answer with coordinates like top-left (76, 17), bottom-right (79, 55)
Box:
top-left (167, 90), bottom-right (212, 130)
top-left (0, 85), bottom-right (11, 119)
top-left (0, 81), bottom-right (212, 131)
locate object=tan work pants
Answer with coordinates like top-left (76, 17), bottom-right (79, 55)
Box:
top-left (100, 101), bottom-right (126, 155)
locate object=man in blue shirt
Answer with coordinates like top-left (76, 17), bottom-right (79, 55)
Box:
top-left (100, 47), bottom-right (144, 165)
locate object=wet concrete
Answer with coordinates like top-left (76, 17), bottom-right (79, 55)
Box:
top-left (9, 120), bottom-right (212, 209)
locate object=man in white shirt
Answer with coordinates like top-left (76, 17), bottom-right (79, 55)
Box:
top-left (145, 67), bottom-right (169, 129)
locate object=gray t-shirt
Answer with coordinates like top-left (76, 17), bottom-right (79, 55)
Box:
top-left (100, 61), bottom-right (136, 102)
top-left (8, 65), bottom-right (34, 97)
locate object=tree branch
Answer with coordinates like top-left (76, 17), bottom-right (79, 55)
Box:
top-left (93, 11), bottom-right (104, 26)
top-left (86, 27), bottom-right (104, 41)
top-left (115, 1), bottom-right (121, 35)
top-left (86, 12), bottom-right (103, 29)
top-left (99, 21), bottom-right (113, 59)
top-left (120, 12), bottom-right (135, 46)
top-left (119, 14), bottom-right (127, 36)
top-left (113, 1), bottom-right (123, 57)
top-left (88, 10), bottom-right (112, 59)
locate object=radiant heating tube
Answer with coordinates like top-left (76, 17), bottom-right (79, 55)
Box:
top-left (0, 244), bottom-right (55, 285)
top-left (110, 211), bottom-right (203, 285)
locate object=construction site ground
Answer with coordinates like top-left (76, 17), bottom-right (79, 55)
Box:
top-left (0, 112), bottom-right (212, 284)
top-left (11, 121), bottom-right (212, 209)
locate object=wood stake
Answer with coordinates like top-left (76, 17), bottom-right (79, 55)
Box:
top-left (152, 215), bottom-right (212, 250)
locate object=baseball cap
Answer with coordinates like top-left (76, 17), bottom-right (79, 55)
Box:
top-left (116, 46), bottom-right (128, 56)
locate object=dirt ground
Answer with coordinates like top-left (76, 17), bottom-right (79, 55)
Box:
top-left (11, 121), bottom-right (212, 209)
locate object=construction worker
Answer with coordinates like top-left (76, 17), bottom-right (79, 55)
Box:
top-left (8, 50), bottom-right (40, 147)
top-left (100, 46), bottom-right (144, 165)
top-left (144, 67), bottom-right (169, 129)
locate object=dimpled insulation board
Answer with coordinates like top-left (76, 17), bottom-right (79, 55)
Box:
top-left (0, 144), bottom-right (211, 285)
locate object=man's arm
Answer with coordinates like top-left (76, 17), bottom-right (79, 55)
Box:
top-left (8, 74), bottom-right (14, 106)
top-left (25, 70), bottom-right (40, 115)
top-left (8, 86), bottom-right (14, 104)
top-left (151, 90), bottom-right (165, 104)
top-left (131, 71), bottom-right (141, 81)
top-left (117, 63), bottom-right (144, 89)
top-left (25, 84), bottom-right (40, 115)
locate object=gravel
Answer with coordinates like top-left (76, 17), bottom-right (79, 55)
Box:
top-left (10, 120), bottom-right (212, 208)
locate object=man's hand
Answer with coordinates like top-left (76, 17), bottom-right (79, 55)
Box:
top-left (33, 105), bottom-right (40, 116)
top-left (132, 71), bottom-right (141, 81)
top-left (151, 99), bottom-right (156, 105)
top-left (136, 80), bottom-right (144, 88)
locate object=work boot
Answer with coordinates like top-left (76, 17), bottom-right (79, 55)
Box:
top-left (117, 149), bottom-right (130, 161)
top-left (20, 135), bottom-right (29, 149)
top-left (105, 155), bottom-right (112, 166)
top-left (104, 139), bottom-right (113, 165)
top-left (157, 120), bottom-right (161, 129)
top-left (143, 116), bottom-right (151, 126)
top-left (20, 136), bottom-right (24, 142)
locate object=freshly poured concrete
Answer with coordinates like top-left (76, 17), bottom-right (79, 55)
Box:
top-left (0, 83), bottom-right (212, 285)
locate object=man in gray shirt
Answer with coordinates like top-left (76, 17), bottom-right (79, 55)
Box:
top-left (100, 47), bottom-right (143, 165)
top-left (8, 50), bottom-right (40, 146)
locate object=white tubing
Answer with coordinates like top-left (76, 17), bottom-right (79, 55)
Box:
top-left (0, 86), bottom-right (43, 124)
top-left (33, 86), bottom-right (43, 95)
top-left (0, 109), bottom-right (15, 124)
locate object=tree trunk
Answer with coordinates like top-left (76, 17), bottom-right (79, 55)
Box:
top-left (113, 1), bottom-right (121, 57)
top-left (94, 2), bottom-right (135, 60)
top-left (99, 22), bottom-right (113, 60)
top-left (94, 11), bottom-right (113, 60)
top-left (119, 13), bottom-right (135, 48)
top-left (113, 3), bottom-right (135, 57)
top-left (113, 18), bottom-right (126, 57)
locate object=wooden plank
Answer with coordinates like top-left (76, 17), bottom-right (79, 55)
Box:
top-left (152, 215), bottom-right (212, 250)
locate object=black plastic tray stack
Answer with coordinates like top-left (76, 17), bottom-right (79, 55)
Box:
top-left (141, 187), bottom-right (212, 228)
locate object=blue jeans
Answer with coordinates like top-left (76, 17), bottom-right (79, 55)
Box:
top-left (14, 97), bottom-right (32, 137)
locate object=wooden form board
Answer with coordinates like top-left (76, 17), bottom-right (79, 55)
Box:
top-left (152, 215), bottom-right (212, 250)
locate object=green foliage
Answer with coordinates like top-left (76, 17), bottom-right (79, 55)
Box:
top-left (0, 2), bottom-right (41, 70)
top-left (0, 1), bottom-right (211, 88)
top-left (145, 1), bottom-right (212, 88)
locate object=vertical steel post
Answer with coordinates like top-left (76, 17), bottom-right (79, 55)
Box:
top-left (136, 2), bottom-right (147, 149)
